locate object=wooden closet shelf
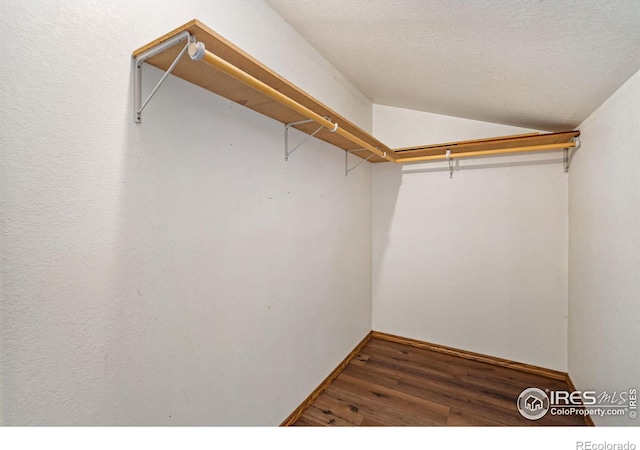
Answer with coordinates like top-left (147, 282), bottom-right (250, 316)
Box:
top-left (133, 20), bottom-right (579, 165)
top-left (133, 20), bottom-right (392, 163)
top-left (393, 131), bottom-right (580, 163)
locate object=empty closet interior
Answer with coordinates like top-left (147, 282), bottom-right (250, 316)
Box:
top-left (2, 2), bottom-right (639, 428)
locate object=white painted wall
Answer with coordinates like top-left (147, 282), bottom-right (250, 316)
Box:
top-left (568, 69), bottom-right (640, 426)
top-left (0, 0), bottom-right (372, 425)
top-left (372, 105), bottom-right (570, 370)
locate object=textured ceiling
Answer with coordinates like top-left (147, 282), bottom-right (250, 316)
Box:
top-left (265, 0), bottom-right (640, 131)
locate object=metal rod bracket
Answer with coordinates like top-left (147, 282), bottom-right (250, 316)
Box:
top-left (284, 117), bottom-right (330, 161)
top-left (345, 149), bottom-right (380, 176)
top-left (564, 137), bottom-right (581, 173)
top-left (134, 31), bottom-right (194, 123)
top-left (446, 149), bottom-right (454, 179)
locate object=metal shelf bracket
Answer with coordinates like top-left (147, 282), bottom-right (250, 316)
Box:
top-left (284, 117), bottom-right (330, 161)
top-left (345, 149), bottom-right (382, 176)
top-left (564, 136), bottom-right (581, 173)
top-left (446, 149), bottom-right (455, 179)
top-left (134, 31), bottom-right (194, 123)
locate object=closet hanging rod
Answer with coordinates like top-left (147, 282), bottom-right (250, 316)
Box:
top-left (396, 142), bottom-right (576, 163)
top-left (134, 21), bottom-right (580, 169)
top-left (187, 41), bottom-right (397, 163)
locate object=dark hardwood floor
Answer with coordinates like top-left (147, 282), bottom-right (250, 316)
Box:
top-left (292, 337), bottom-right (588, 426)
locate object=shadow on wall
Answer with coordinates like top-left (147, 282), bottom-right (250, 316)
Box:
top-left (371, 163), bottom-right (403, 302)
top-left (400, 154), bottom-right (565, 175)
top-left (372, 152), bottom-right (564, 294)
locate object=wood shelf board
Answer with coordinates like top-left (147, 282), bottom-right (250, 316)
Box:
top-left (133, 20), bottom-right (389, 161)
top-left (134, 21), bottom-right (578, 166)
top-left (390, 131), bottom-right (580, 162)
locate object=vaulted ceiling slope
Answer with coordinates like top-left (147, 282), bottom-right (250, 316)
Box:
top-left (265, 0), bottom-right (640, 132)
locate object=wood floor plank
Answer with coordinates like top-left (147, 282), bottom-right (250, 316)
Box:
top-left (367, 338), bottom-right (559, 386)
top-left (446, 407), bottom-right (506, 426)
top-left (310, 393), bottom-right (365, 426)
top-left (343, 358), bottom-right (528, 426)
top-left (335, 373), bottom-right (450, 423)
top-left (292, 337), bottom-right (588, 426)
top-left (360, 351), bottom-right (523, 410)
top-left (290, 415), bottom-right (317, 426)
top-left (364, 339), bottom-right (573, 404)
top-left (323, 384), bottom-right (447, 426)
top-left (302, 404), bottom-right (357, 426)
top-left (321, 385), bottom-right (436, 426)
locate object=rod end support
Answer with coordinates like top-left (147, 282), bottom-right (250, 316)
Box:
top-left (188, 42), bottom-right (205, 61)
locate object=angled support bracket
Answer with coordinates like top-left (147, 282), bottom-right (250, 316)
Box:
top-left (134, 31), bottom-right (194, 123)
top-left (345, 149), bottom-right (382, 176)
top-left (284, 117), bottom-right (331, 161)
top-left (446, 149), bottom-right (454, 179)
top-left (564, 136), bottom-right (581, 173)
